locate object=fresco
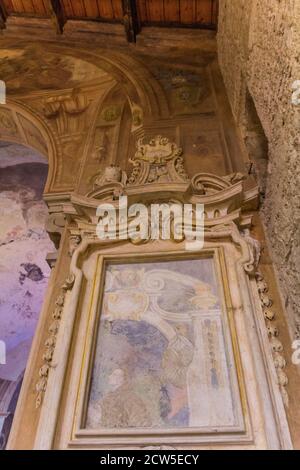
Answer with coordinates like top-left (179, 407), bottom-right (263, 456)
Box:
top-left (87, 258), bottom-right (240, 430)
top-left (0, 45), bottom-right (109, 94)
top-left (0, 143), bottom-right (53, 383)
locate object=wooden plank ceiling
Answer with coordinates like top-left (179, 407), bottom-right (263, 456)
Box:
top-left (0, 1), bottom-right (218, 41)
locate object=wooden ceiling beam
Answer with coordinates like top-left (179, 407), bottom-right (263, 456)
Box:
top-left (122, 0), bottom-right (141, 43)
top-left (48, 0), bottom-right (66, 34)
top-left (0, 0), bottom-right (7, 30)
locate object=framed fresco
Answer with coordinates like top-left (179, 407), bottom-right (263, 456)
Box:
top-left (67, 249), bottom-right (247, 446)
top-left (32, 242), bottom-right (292, 449)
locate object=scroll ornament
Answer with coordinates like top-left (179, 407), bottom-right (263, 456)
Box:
top-left (68, 234), bottom-right (82, 257)
top-left (92, 135), bottom-right (189, 190)
top-left (35, 274), bottom-right (75, 408)
top-left (90, 136), bottom-right (255, 204)
top-left (242, 229), bottom-right (261, 275)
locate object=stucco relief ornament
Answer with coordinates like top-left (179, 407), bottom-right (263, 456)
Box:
top-left (128, 135), bottom-right (189, 185)
top-left (255, 272), bottom-right (289, 407)
top-left (68, 234), bottom-right (82, 257)
top-left (93, 165), bottom-right (127, 188)
top-left (35, 274), bottom-right (75, 408)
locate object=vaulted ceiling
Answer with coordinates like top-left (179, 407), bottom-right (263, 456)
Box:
top-left (0, 1), bottom-right (218, 41)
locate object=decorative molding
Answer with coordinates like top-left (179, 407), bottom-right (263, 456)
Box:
top-left (60, 145), bottom-right (260, 255)
top-left (255, 271), bottom-right (289, 407)
top-left (55, 137), bottom-right (260, 282)
top-left (76, 141), bottom-right (258, 235)
top-left (35, 274), bottom-right (75, 409)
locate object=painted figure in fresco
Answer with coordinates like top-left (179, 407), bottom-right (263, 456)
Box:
top-left (160, 332), bottom-right (194, 426)
top-left (99, 368), bottom-right (152, 428)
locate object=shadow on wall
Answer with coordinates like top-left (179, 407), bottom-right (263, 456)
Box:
top-left (0, 142), bottom-right (54, 449)
top-left (243, 89), bottom-right (269, 199)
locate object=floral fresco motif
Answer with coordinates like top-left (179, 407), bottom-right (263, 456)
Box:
top-left (87, 259), bottom-right (241, 430)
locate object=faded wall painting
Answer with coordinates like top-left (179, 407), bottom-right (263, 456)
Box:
top-left (0, 142), bottom-right (54, 448)
top-left (0, 44), bottom-right (110, 94)
top-left (0, 143), bottom-right (53, 383)
top-left (86, 258), bottom-right (242, 431)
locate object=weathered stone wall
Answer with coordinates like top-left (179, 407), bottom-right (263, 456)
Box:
top-left (218, 0), bottom-right (300, 338)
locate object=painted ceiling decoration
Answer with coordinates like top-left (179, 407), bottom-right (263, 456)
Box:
top-left (0, 44), bottom-right (111, 94)
top-left (0, 1), bottom-right (218, 42)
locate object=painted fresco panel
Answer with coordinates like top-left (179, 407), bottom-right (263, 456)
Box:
top-left (86, 258), bottom-right (241, 430)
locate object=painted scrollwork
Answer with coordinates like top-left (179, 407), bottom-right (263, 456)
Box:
top-left (35, 274), bottom-right (75, 408)
top-left (255, 272), bottom-right (289, 407)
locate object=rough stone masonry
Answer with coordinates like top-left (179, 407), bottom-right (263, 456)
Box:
top-left (217, 0), bottom-right (300, 339)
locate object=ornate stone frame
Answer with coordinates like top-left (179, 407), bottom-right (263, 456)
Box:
top-left (33, 232), bottom-right (292, 449)
top-left (27, 153), bottom-right (291, 449)
top-left (59, 248), bottom-right (247, 448)
top-left (28, 134), bottom-right (293, 448)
